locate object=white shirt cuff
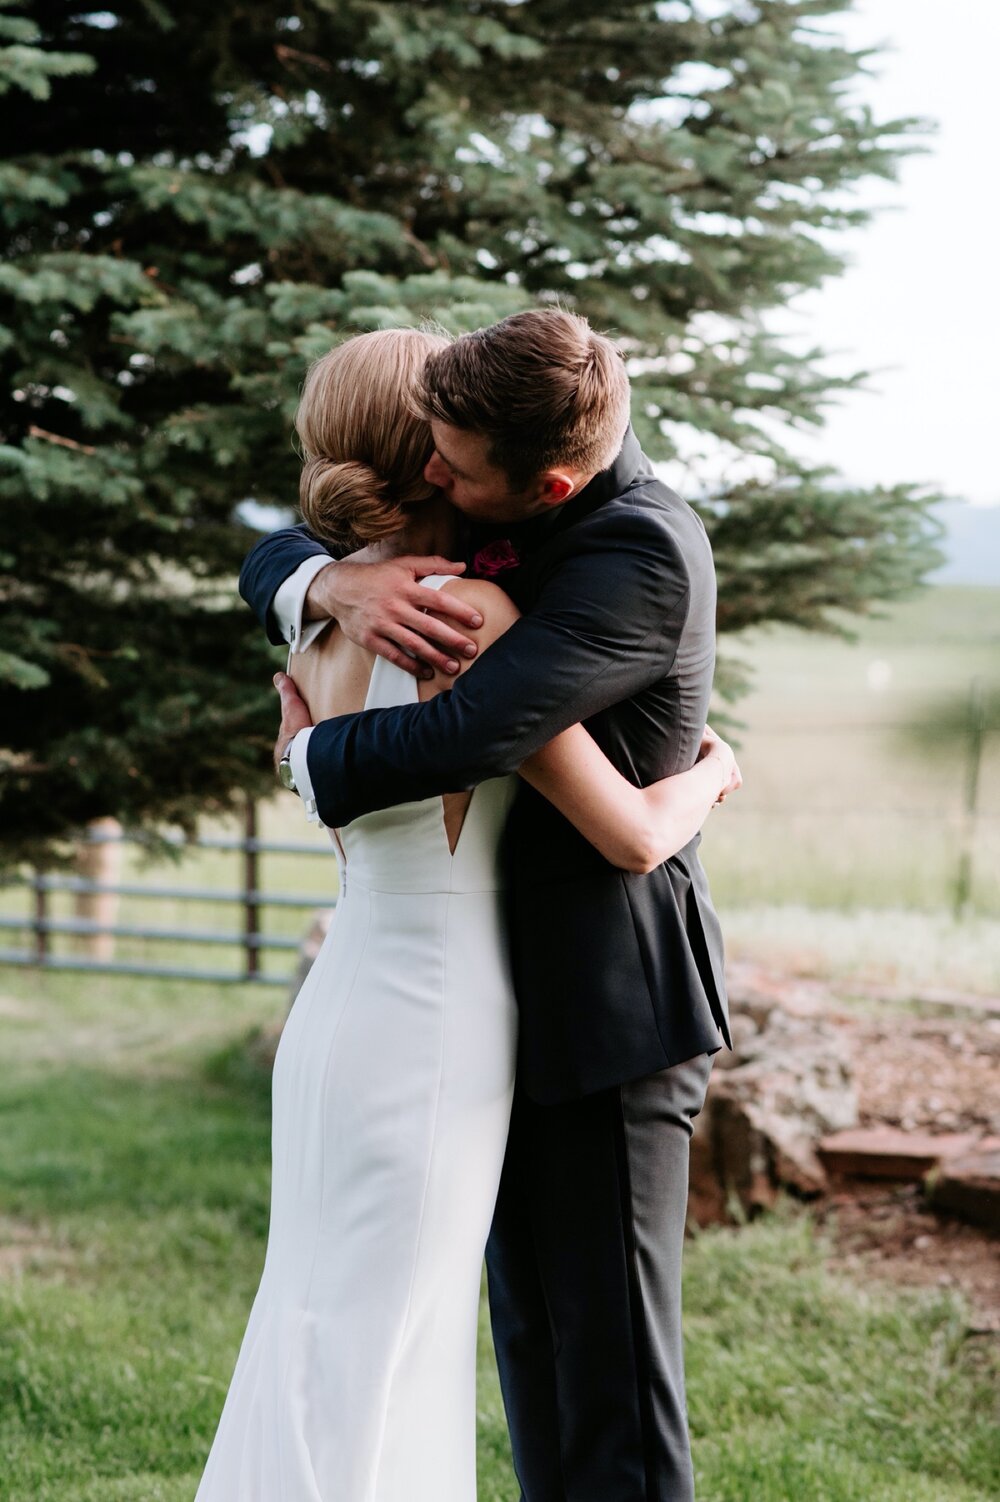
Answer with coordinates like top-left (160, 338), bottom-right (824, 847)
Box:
top-left (289, 727), bottom-right (321, 824)
top-left (273, 556), bottom-right (336, 653)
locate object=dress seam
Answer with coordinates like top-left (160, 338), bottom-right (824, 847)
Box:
top-left (368, 890), bottom-right (452, 1500)
top-left (277, 892), bottom-right (374, 1501)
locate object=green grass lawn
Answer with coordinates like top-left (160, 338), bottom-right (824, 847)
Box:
top-left (700, 584), bottom-right (1000, 918)
top-left (0, 968), bottom-right (997, 1501)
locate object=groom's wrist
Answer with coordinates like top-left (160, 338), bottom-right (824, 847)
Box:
top-left (302, 558), bottom-right (340, 622)
top-left (273, 556), bottom-right (336, 652)
top-left (288, 728), bottom-right (320, 823)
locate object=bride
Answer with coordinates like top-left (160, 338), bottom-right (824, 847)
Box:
top-left (194, 328), bottom-right (740, 1502)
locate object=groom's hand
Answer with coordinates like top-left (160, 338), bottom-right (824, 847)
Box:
top-left (305, 556), bottom-right (483, 680)
top-left (273, 672), bottom-right (313, 773)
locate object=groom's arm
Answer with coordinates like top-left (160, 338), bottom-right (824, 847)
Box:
top-left (301, 508), bottom-right (695, 829)
top-left (239, 523), bottom-right (337, 646)
top-left (239, 524), bottom-right (482, 672)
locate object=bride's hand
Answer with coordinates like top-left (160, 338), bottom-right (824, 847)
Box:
top-left (698, 726), bottom-right (742, 805)
top-left (273, 672), bottom-right (314, 773)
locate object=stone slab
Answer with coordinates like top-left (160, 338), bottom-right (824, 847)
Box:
top-left (817, 1127), bottom-right (982, 1182)
top-left (925, 1149), bottom-right (1000, 1232)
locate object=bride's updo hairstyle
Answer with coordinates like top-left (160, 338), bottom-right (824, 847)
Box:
top-left (295, 328), bottom-right (449, 550)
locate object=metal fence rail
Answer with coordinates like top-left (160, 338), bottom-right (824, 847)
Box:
top-left (0, 802), bottom-right (332, 986)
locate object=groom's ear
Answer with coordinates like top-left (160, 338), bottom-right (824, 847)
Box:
top-left (537, 470), bottom-right (575, 507)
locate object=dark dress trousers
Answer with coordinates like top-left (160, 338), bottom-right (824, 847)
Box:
top-left (240, 427), bottom-right (728, 1500)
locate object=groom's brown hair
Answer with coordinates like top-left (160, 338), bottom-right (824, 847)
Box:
top-left (418, 308), bottom-right (630, 489)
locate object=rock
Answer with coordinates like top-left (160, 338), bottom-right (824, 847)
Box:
top-left (689, 997), bottom-right (859, 1221)
top-left (817, 1127), bottom-right (982, 1182)
top-left (714, 1097), bottom-right (831, 1202)
top-left (687, 1110), bottom-right (729, 1225)
top-left (708, 1095), bottom-right (780, 1214)
top-left (769, 1117), bottom-right (832, 1196)
top-left (925, 1148), bottom-right (1000, 1231)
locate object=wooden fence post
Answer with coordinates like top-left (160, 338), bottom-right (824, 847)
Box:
top-left (31, 870), bottom-right (48, 964)
top-left (74, 817), bottom-right (123, 960)
top-left (243, 800), bottom-right (260, 979)
top-left (954, 677), bottom-right (985, 919)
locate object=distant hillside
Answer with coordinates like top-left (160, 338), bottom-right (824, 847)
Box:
top-left (931, 501), bottom-right (1000, 585)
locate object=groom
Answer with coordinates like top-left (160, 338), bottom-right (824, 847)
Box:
top-left (241, 309), bottom-right (731, 1501)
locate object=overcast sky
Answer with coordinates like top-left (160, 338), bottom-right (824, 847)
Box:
top-left (776, 0), bottom-right (999, 517)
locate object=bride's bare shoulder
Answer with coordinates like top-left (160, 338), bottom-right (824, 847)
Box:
top-left (427, 576), bottom-right (520, 646)
top-left (417, 577), bottom-right (520, 698)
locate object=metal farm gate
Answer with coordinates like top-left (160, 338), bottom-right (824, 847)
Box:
top-left (0, 804), bottom-right (331, 987)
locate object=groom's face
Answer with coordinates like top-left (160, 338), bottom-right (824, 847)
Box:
top-left (424, 422), bottom-right (575, 523)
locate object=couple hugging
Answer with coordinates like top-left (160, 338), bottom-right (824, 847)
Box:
top-left (195, 309), bottom-right (742, 1502)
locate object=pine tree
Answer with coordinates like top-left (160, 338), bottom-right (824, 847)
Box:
top-left (0, 0), bottom-right (940, 866)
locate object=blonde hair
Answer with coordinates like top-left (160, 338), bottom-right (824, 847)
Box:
top-left (419, 308), bottom-right (630, 489)
top-left (296, 328), bottom-right (450, 549)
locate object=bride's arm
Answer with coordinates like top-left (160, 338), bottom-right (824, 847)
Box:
top-left (520, 726), bottom-right (737, 875)
top-left (431, 578), bottom-right (739, 874)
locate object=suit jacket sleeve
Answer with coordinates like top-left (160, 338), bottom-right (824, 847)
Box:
top-left (305, 506), bottom-right (693, 829)
top-left (239, 523), bottom-right (336, 646)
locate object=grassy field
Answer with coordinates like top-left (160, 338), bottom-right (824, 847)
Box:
top-left (0, 967), bottom-right (997, 1502)
top-left (700, 584), bottom-right (1000, 917)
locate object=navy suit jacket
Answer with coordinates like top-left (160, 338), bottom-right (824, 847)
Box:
top-left (240, 429), bottom-right (730, 1101)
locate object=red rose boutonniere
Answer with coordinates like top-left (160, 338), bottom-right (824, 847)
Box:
top-left (472, 539), bottom-right (521, 579)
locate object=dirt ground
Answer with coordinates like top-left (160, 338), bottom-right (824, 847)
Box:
top-left (846, 1009), bottom-right (1000, 1140)
top-left (817, 1181), bottom-right (999, 1333)
top-left (824, 1003), bottom-right (1000, 1331)
top-left (738, 966), bottom-right (1000, 1333)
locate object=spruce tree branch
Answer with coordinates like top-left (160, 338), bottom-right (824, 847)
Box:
top-left (402, 225), bottom-right (438, 269)
top-left (27, 426), bottom-right (96, 455)
top-left (273, 44), bottom-right (332, 74)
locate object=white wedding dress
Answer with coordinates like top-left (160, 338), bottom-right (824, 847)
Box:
top-left (195, 579), bottom-right (518, 1502)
